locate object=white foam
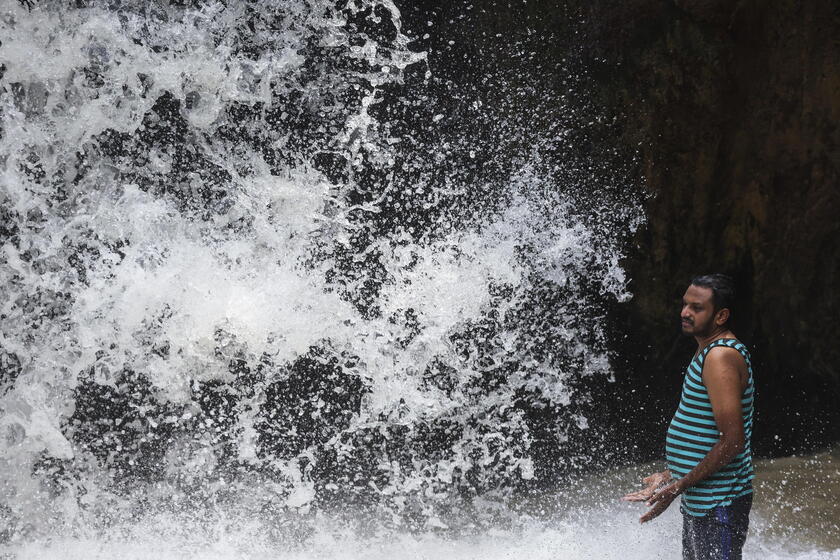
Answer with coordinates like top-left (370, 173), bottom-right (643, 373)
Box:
top-left (4, 502), bottom-right (837, 560)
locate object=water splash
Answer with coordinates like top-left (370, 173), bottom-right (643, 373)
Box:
top-left (0, 0), bottom-right (641, 544)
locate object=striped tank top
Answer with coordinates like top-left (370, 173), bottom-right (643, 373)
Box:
top-left (666, 338), bottom-right (755, 516)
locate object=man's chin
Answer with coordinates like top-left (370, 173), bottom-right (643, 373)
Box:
top-left (681, 324), bottom-right (694, 334)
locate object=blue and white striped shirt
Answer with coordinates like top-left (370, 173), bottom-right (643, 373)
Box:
top-left (666, 338), bottom-right (755, 516)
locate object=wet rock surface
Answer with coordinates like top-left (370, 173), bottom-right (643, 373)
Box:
top-left (400, 0), bottom-right (840, 458)
top-left (581, 0), bottom-right (840, 457)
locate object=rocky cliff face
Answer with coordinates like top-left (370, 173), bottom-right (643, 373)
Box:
top-left (400, 0), bottom-right (840, 458)
top-left (582, 0), bottom-right (840, 455)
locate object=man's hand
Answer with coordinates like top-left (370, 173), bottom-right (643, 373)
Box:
top-left (621, 470), bottom-right (672, 502)
top-left (639, 481), bottom-right (684, 523)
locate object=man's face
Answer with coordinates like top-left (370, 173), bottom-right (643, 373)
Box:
top-left (680, 284), bottom-right (718, 336)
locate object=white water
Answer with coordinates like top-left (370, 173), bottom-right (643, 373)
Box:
top-left (0, 0), bottom-right (637, 535)
top-left (1, 1), bottom-right (836, 558)
top-left (4, 456), bottom-right (840, 559)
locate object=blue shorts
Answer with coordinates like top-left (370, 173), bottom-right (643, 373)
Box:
top-left (682, 492), bottom-right (753, 560)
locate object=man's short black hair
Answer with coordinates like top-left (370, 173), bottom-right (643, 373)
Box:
top-left (691, 274), bottom-right (736, 316)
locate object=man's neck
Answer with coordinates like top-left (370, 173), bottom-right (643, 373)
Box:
top-left (694, 328), bottom-right (734, 351)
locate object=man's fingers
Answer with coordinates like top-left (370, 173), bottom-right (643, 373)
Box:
top-left (622, 487), bottom-right (656, 501)
top-left (639, 483), bottom-right (681, 523)
top-left (642, 472), bottom-right (667, 485)
top-left (645, 490), bottom-right (662, 506)
top-left (646, 483), bottom-right (680, 506)
top-left (621, 493), bottom-right (645, 502)
top-left (641, 474), bottom-right (658, 485)
top-left (640, 501), bottom-right (667, 523)
top-left (639, 509), bottom-right (658, 523)
top-left (622, 479), bottom-right (661, 501)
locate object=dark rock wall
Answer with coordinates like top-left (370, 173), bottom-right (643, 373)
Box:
top-left (581, 0), bottom-right (840, 456)
top-left (399, 0), bottom-right (840, 460)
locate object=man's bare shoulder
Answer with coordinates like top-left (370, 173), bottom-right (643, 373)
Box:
top-left (703, 345), bottom-right (747, 381)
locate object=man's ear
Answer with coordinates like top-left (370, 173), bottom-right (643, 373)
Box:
top-left (715, 307), bottom-right (730, 326)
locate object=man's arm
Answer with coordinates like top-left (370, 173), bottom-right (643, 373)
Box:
top-left (639, 348), bottom-right (747, 523)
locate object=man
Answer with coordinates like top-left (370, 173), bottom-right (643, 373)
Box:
top-left (623, 274), bottom-right (755, 559)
